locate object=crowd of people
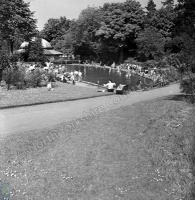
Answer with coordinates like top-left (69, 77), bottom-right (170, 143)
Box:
top-left (24, 62), bottom-right (83, 85)
top-left (18, 60), bottom-right (174, 92)
top-left (84, 60), bottom-right (172, 87)
top-left (98, 62), bottom-right (172, 87)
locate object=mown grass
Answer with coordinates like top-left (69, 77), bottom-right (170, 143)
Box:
top-left (0, 95), bottom-right (194, 199)
top-left (0, 82), bottom-right (110, 109)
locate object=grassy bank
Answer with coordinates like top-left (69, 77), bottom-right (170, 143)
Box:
top-left (0, 95), bottom-right (194, 199)
top-left (0, 82), bottom-right (111, 109)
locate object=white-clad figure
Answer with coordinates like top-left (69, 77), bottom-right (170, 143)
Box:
top-left (47, 82), bottom-right (53, 91)
top-left (111, 62), bottom-right (115, 68)
top-left (103, 80), bottom-right (116, 92)
top-left (78, 70), bottom-right (82, 82)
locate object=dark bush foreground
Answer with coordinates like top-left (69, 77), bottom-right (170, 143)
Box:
top-left (2, 66), bottom-right (47, 90)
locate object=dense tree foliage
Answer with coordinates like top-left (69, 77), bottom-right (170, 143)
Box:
top-left (1, 0), bottom-right (195, 74)
top-left (0, 0), bottom-right (37, 53)
top-left (53, 7), bottom-right (103, 60)
top-left (136, 27), bottom-right (165, 61)
top-left (40, 17), bottom-right (70, 46)
top-left (145, 0), bottom-right (156, 12)
top-left (28, 37), bottom-right (46, 64)
top-left (37, 0), bottom-right (195, 91)
top-left (96, 0), bottom-right (144, 63)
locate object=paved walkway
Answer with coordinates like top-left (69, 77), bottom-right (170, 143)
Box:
top-left (0, 84), bottom-right (180, 135)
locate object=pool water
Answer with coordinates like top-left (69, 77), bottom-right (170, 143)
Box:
top-left (58, 65), bottom-right (153, 89)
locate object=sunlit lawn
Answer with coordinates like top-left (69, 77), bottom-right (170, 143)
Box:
top-left (0, 82), bottom-right (110, 108)
top-left (0, 95), bottom-right (194, 199)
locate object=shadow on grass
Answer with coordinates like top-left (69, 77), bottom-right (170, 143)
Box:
top-left (164, 94), bottom-right (195, 104)
top-left (165, 94), bottom-right (195, 200)
top-left (190, 137), bottom-right (195, 200)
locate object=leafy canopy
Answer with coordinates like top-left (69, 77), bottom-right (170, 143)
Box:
top-left (0, 0), bottom-right (37, 52)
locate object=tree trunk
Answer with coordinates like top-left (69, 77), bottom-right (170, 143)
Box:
top-left (119, 47), bottom-right (124, 63)
top-left (191, 76), bottom-right (195, 103)
top-left (10, 39), bottom-right (14, 54)
top-left (0, 69), bottom-right (2, 82)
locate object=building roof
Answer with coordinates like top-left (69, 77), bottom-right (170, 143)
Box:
top-left (14, 49), bottom-right (63, 56)
top-left (43, 49), bottom-right (63, 55)
top-left (14, 49), bottom-right (26, 54)
top-left (20, 38), bottom-right (52, 49)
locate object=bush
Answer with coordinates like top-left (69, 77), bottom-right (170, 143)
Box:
top-left (47, 72), bottom-right (56, 82)
top-left (25, 68), bottom-right (43, 88)
top-left (124, 57), bottom-right (138, 65)
top-left (2, 65), bottom-right (26, 90)
top-left (144, 60), bottom-right (158, 68)
top-left (180, 74), bottom-right (195, 95)
top-left (2, 68), bottom-right (12, 89)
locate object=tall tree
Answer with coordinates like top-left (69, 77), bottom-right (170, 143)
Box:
top-left (146, 0), bottom-right (156, 12)
top-left (0, 38), bottom-right (10, 81)
top-left (136, 27), bottom-right (165, 60)
top-left (161, 0), bottom-right (174, 7)
top-left (73, 6), bottom-right (103, 60)
top-left (173, 0), bottom-right (195, 98)
top-left (40, 17), bottom-right (70, 46)
top-left (0, 0), bottom-right (37, 53)
top-left (55, 7), bottom-right (103, 60)
top-left (28, 37), bottom-right (45, 63)
top-left (96, 0), bottom-right (145, 63)
top-left (174, 0), bottom-right (195, 39)
top-left (146, 6), bottom-right (176, 38)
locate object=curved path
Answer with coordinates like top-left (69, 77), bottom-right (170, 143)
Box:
top-left (0, 84), bottom-right (180, 135)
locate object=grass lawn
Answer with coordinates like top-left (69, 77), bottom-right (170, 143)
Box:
top-left (0, 95), bottom-right (194, 199)
top-left (0, 82), bottom-right (110, 109)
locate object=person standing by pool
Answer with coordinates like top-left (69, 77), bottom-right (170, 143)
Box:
top-left (111, 62), bottom-right (116, 68)
top-left (136, 79), bottom-right (142, 91)
top-left (78, 70), bottom-right (82, 82)
top-left (74, 70), bottom-right (79, 80)
top-left (103, 80), bottom-right (116, 92)
top-left (71, 73), bottom-right (75, 85)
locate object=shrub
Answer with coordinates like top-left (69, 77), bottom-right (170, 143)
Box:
top-left (2, 68), bottom-right (13, 89)
top-left (180, 74), bottom-right (195, 95)
top-left (25, 68), bottom-right (43, 88)
top-left (47, 72), bottom-right (56, 82)
top-left (124, 57), bottom-right (138, 65)
top-left (144, 60), bottom-right (158, 69)
top-left (2, 65), bottom-right (26, 89)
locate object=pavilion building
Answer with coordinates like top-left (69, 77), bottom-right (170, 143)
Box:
top-left (18, 38), bottom-right (63, 61)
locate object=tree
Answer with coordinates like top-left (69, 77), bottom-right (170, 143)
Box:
top-left (146, 6), bottom-right (176, 38)
top-left (174, 0), bottom-right (195, 39)
top-left (54, 33), bottom-right (74, 55)
top-left (96, 0), bottom-right (145, 63)
top-left (56, 7), bottom-right (103, 61)
top-left (146, 0), bottom-right (156, 12)
top-left (28, 37), bottom-right (46, 64)
top-left (161, 0), bottom-right (174, 7)
top-left (144, 2), bottom-right (177, 55)
top-left (136, 27), bottom-right (165, 60)
top-left (0, 50), bottom-right (10, 82)
top-left (171, 0), bottom-right (195, 101)
top-left (74, 6), bottom-right (103, 60)
top-left (0, 0), bottom-right (37, 53)
top-left (40, 17), bottom-right (70, 46)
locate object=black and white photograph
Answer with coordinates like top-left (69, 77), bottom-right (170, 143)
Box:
top-left (0, 0), bottom-right (195, 199)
